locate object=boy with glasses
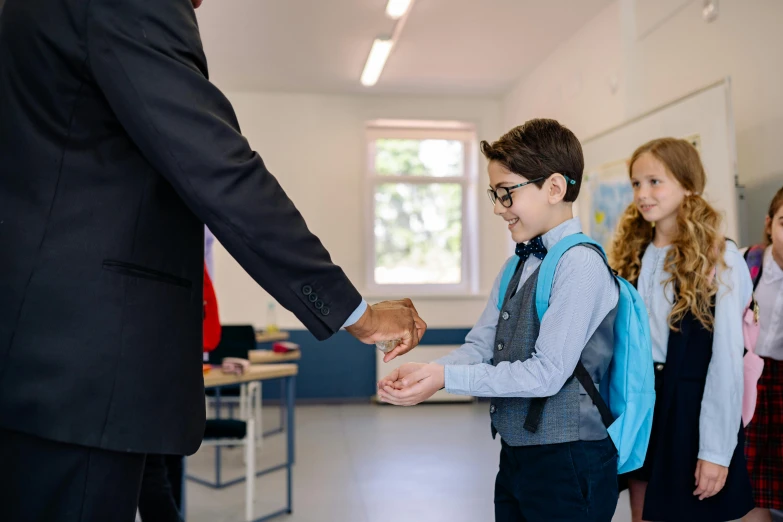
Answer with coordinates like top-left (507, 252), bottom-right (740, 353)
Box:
top-left (379, 119), bottom-right (621, 522)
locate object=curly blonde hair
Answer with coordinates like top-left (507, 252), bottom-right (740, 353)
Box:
top-left (609, 138), bottom-right (726, 331)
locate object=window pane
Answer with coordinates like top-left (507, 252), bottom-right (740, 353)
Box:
top-left (374, 139), bottom-right (464, 177)
top-left (374, 183), bottom-right (462, 285)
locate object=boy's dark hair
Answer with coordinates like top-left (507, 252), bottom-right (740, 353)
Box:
top-left (480, 119), bottom-right (584, 202)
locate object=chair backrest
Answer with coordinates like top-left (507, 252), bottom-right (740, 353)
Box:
top-left (207, 324), bottom-right (256, 364)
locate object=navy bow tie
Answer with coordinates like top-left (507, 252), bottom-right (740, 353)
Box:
top-left (515, 236), bottom-right (547, 264)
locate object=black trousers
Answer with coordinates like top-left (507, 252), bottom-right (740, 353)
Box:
top-left (495, 437), bottom-right (619, 522)
top-left (0, 427), bottom-right (145, 522)
top-left (138, 454), bottom-right (184, 522)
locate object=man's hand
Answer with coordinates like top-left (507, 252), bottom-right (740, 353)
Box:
top-left (377, 362), bottom-right (427, 391)
top-left (377, 363), bottom-right (444, 406)
top-left (346, 299), bottom-right (427, 362)
top-left (693, 459), bottom-right (728, 500)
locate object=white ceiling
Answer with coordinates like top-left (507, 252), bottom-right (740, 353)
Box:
top-left (196, 0), bottom-right (613, 97)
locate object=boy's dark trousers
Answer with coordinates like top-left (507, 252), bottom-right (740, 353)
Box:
top-left (494, 436), bottom-right (618, 522)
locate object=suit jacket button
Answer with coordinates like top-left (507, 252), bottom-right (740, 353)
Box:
top-left (497, 342), bottom-right (504, 351)
top-left (315, 300), bottom-right (324, 310)
top-left (490, 405), bottom-right (496, 414)
top-left (309, 293), bottom-right (318, 303)
top-left (321, 307), bottom-right (330, 316)
top-left (501, 311), bottom-right (510, 320)
top-left (302, 285), bottom-right (313, 295)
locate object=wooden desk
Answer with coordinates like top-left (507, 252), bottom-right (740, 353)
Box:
top-left (254, 330), bottom-right (290, 344)
top-left (248, 350), bottom-right (301, 364)
top-left (193, 363), bottom-right (297, 522)
top-left (203, 363), bottom-right (297, 388)
top-left (246, 352), bottom-right (301, 439)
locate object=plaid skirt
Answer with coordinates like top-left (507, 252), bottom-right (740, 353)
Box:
top-left (745, 356), bottom-right (783, 510)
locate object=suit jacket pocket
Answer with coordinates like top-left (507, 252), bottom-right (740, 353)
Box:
top-left (103, 260), bottom-right (192, 289)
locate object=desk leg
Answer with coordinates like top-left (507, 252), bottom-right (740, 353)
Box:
top-left (245, 419), bottom-right (256, 522)
top-left (280, 379), bottom-right (286, 431)
top-left (262, 380), bottom-right (286, 438)
top-left (286, 375), bottom-right (295, 515)
top-left (215, 387), bottom-right (222, 487)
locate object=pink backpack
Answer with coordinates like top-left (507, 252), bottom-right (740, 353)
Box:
top-left (740, 245), bottom-right (766, 427)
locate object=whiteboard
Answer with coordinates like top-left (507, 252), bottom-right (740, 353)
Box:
top-left (579, 78), bottom-right (740, 249)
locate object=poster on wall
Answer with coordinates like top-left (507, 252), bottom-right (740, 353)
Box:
top-left (581, 133), bottom-right (702, 251)
top-left (582, 159), bottom-right (634, 251)
top-left (684, 133), bottom-right (702, 152)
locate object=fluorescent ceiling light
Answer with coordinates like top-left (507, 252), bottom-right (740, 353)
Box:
top-left (361, 38), bottom-right (393, 87)
top-left (386, 0), bottom-right (411, 20)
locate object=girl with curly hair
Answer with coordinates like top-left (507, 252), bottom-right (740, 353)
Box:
top-left (610, 138), bottom-right (754, 522)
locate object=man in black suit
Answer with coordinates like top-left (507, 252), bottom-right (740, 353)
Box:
top-left (0, 0), bottom-right (426, 520)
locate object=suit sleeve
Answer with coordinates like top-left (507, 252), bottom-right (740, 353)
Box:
top-left (85, 0), bottom-right (361, 339)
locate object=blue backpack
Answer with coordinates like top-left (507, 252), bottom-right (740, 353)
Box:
top-left (497, 233), bottom-right (655, 474)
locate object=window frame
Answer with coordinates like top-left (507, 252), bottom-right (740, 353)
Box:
top-left (364, 120), bottom-right (479, 297)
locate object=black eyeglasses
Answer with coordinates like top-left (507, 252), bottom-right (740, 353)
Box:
top-left (487, 177), bottom-right (546, 208)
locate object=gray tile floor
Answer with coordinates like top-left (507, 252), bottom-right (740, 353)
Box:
top-left (184, 402), bottom-right (636, 522)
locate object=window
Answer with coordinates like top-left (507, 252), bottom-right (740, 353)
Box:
top-left (365, 120), bottom-right (478, 295)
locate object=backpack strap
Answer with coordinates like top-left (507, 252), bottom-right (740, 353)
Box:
top-left (533, 234), bottom-right (609, 321)
top-left (743, 245), bottom-right (765, 291)
top-left (525, 363), bottom-right (615, 433)
top-left (524, 233), bottom-right (615, 433)
top-left (743, 246), bottom-right (766, 351)
top-left (523, 398), bottom-right (546, 433)
top-left (574, 361), bottom-right (614, 428)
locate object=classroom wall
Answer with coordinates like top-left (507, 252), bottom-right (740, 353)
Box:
top-left (503, 0), bottom-right (783, 246)
top-left (209, 0), bottom-right (782, 399)
top-left (211, 91), bottom-right (505, 331)
top-left (214, 0), bottom-right (783, 333)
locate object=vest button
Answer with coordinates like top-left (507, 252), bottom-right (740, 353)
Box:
top-left (501, 311), bottom-right (510, 320)
top-left (497, 342), bottom-right (504, 351)
top-left (489, 405), bottom-right (496, 414)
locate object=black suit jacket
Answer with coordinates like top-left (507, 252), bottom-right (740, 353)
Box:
top-left (0, 0), bottom-right (361, 454)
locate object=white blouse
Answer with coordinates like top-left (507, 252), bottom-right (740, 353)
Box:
top-left (637, 241), bottom-right (752, 467)
top-left (754, 246), bottom-right (783, 360)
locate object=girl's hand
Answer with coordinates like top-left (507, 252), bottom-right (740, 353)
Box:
top-left (693, 459), bottom-right (728, 500)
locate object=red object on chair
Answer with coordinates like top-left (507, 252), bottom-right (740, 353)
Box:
top-left (272, 341), bottom-right (299, 353)
top-left (203, 265), bottom-right (221, 353)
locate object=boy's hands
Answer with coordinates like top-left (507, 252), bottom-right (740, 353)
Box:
top-left (378, 362), bottom-right (427, 390)
top-left (693, 460), bottom-right (728, 500)
top-left (377, 363), bottom-right (445, 406)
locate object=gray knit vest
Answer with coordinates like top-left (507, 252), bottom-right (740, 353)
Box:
top-left (489, 254), bottom-right (617, 446)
